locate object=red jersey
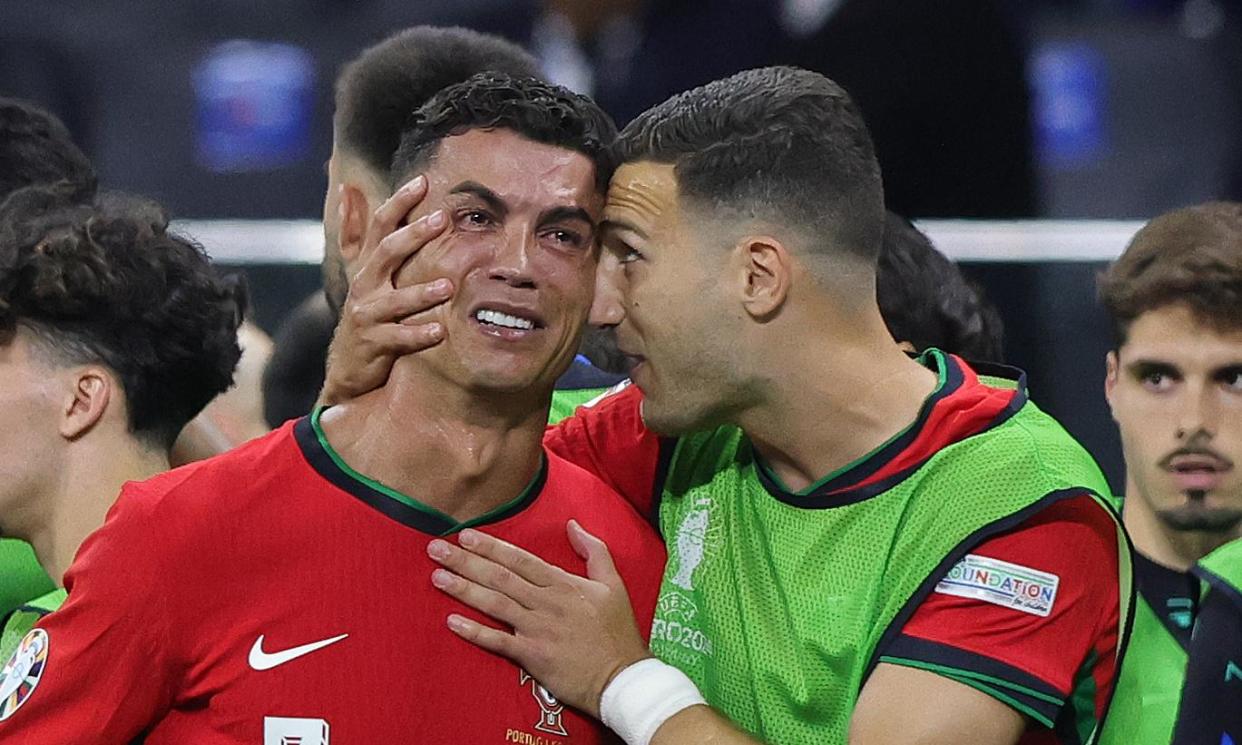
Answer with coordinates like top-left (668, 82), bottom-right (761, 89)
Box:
top-left (545, 356), bottom-right (1121, 742)
top-left (0, 415), bottom-right (665, 744)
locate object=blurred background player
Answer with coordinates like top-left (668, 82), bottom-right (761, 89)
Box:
top-left (0, 185), bottom-right (243, 664)
top-left (0, 73), bottom-right (665, 743)
top-left (1098, 202), bottom-right (1242, 745)
top-left (0, 97), bottom-right (98, 619)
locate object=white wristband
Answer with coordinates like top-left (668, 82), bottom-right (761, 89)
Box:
top-left (599, 658), bottom-right (707, 745)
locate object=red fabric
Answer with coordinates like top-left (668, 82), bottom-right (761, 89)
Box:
top-left (544, 383), bottom-right (662, 518)
top-left (901, 495), bottom-right (1121, 738)
top-left (4, 422), bottom-right (663, 743)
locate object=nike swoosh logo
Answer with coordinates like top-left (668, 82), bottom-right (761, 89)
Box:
top-left (248, 633), bottom-right (349, 671)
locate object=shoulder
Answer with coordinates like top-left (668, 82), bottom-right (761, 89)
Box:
top-left (119, 422), bottom-right (303, 520)
top-left (542, 451), bottom-right (664, 552)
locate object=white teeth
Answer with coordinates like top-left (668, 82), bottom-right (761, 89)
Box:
top-left (476, 309), bottom-right (535, 330)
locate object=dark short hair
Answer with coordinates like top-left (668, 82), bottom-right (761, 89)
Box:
top-left (391, 72), bottom-right (617, 193)
top-left (0, 98), bottom-right (96, 205)
top-left (877, 213), bottom-right (1004, 361)
top-left (1099, 202), bottom-right (1242, 346)
top-left (334, 26), bottom-right (541, 175)
top-left (0, 185), bottom-right (245, 450)
top-left (613, 66), bottom-right (885, 267)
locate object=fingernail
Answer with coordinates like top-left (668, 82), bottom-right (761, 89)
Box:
top-left (427, 322), bottom-right (444, 337)
top-left (431, 569), bottom-right (455, 588)
top-left (427, 210), bottom-right (446, 229)
top-left (427, 540), bottom-right (450, 560)
top-left (458, 529), bottom-right (479, 548)
top-left (408, 174), bottom-right (426, 192)
top-left (430, 278), bottom-right (451, 293)
top-left (447, 614), bottom-right (468, 633)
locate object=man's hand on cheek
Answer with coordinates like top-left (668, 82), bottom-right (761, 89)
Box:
top-left (320, 175), bottom-right (455, 405)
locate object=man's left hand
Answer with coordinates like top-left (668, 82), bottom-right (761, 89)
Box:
top-left (427, 520), bottom-right (652, 717)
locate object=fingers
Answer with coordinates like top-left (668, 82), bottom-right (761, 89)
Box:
top-left (427, 536), bottom-right (546, 607)
top-left (356, 207), bottom-right (449, 291)
top-left (567, 520), bottom-right (623, 587)
top-left (445, 613), bottom-right (523, 658)
top-left (369, 323), bottom-right (446, 355)
top-left (432, 569), bottom-right (529, 626)
top-left (368, 174), bottom-right (428, 250)
top-left (369, 279), bottom-right (453, 324)
top-left (458, 529), bottom-right (572, 587)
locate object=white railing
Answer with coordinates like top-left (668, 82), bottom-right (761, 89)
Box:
top-left (173, 219), bottom-right (1146, 265)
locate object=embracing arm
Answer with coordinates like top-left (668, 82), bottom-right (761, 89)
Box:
top-left (428, 524), bottom-right (1033, 745)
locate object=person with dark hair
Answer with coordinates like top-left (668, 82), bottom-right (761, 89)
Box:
top-left (1097, 203), bottom-right (1242, 745)
top-left (0, 73), bottom-right (663, 744)
top-left (0, 97), bottom-right (96, 207)
top-left (322, 25), bottom-right (540, 315)
top-left (0, 97), bottom-right (99, 619)
top-left (324, 67), bottom-right (1127, 745)
top-left (878, 212), bottom-right (1005, 362)
top-left (0, 185), bottom-right (243, 667)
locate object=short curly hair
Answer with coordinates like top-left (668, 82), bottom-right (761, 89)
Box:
top-left (0, 97), bottom-right (96, 205)
top-left (0, 185), bottom-right (244, 450)
top-left (1099, 202), bottom-right (1242, 346)
top-left (391, 72), bottom-right (617, 194)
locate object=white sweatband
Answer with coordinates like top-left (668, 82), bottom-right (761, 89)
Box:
top-left (599, 658), bottom-right (707, 745)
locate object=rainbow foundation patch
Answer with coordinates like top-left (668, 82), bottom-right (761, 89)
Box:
top-left (0, 628), bottom-right (48, 722)
top-left (935, 554), bottom-right (1060, 617)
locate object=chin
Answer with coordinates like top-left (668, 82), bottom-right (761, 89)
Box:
top-left (1157, 503), bottom-right (1242, 533)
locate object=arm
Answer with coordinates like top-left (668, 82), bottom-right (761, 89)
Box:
top-left (319, 174), bottom-right (453, 406)
top-left (0, 486), bottom-right (176, 740)
top-left (849, 665), bottom-right (1025, 744)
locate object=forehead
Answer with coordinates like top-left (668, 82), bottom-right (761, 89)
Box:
top-left (1120, 304), bottom-right (1242, 365)
top-left (425, 128), bottom-right (601, 211)
top-left (604, 161), bottom-right (680, 234)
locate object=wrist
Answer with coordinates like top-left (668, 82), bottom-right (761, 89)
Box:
top-left (599, 657), bottom-right (707, 745)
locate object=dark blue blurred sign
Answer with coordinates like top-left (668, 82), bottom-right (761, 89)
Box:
top-left (193, 41), bottom-right (314, 173)
top-left (1031, 43), bottom-right (1108, 168)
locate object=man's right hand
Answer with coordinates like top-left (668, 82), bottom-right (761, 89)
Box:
top-left (320, 175), bottom-right (453, 405)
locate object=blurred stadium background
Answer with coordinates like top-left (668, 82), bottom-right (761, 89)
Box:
top-left (4, 0), bottom-right (1242, 491)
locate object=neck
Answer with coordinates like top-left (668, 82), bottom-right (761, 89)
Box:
top-left (320, 358), bottom-right (549, 524)
top-left (26, 442), bottom-right (169, 586)
top-left (738, 307), bottom-right (938, 493)
top-left (1123, 480), bottom-right (1241, 572)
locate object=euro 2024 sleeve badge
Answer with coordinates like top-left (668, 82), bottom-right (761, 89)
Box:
top-left (0, 628), bottom-right (48, 722)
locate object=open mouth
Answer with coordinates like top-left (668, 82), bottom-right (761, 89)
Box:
top-left (470, 304), bottom-right (545, 337)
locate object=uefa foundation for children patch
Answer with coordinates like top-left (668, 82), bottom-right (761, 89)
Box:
top-left (935, 554), bottom-right (1060, 617)
top-left (0, 628), bottom-right (48, 721)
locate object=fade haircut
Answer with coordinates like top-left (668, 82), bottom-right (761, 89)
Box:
top-left (878, 213), bottom-right (1004, 361)
top-left (613, 66), bottom-right (885, 268)
top-left (334, 26), bottom-right (541, 175)
top-left (0, 98), bottom-right (96, 204)
top-left (0, 185), bottom-right (245, 450)
top-left (1099, 201), bottom-right (1242, 346)
top-left (391, 72), bottom-right (617, 193)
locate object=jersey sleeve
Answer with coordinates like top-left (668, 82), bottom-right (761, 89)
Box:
top-left (0, 483), bottom-right (178, 740)
top-left (543, 383), bottom-right (668, 520)
top-left (876, 495), bottom-right (1121, 732)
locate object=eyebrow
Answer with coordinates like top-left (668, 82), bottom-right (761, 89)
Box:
top-left (540, 206), bottom-right (595, 229)
top-left (1125, 359), bottom-right (1181, 376)
top-left (600, 218), bottom-right (648, 240)
top-left (448, 181), bottom-right (508, 217)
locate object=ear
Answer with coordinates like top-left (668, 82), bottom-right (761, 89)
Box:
top-left (59, 367), bottom-right (114, 440)
top-left (737, 235), bottom-right (793, 320)
top-left (1104, 351), bottom-right (1119, 419)
top-left (338, 183), bottom-right (371, 269)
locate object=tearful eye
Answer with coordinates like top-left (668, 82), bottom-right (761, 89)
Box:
top-left (460, 210), bottom-right (494, 228)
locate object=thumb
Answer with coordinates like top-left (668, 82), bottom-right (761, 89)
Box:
top-left (568, 519), bottom-right (622, 587)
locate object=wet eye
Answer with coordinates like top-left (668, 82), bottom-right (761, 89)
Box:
top-left (618, 246), bottom-right (644, 264)
top-left (547, 229), bottom-right (586, 249)
top-left (459, 210), bottom-right (494, 228)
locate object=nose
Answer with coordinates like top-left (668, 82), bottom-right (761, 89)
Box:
top-left (489, 227), bottom-right (536, 289)
top-left (1177, 380), bottom-right (1218, 441)
top-left (588, 250), bottom-right (626, 328)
